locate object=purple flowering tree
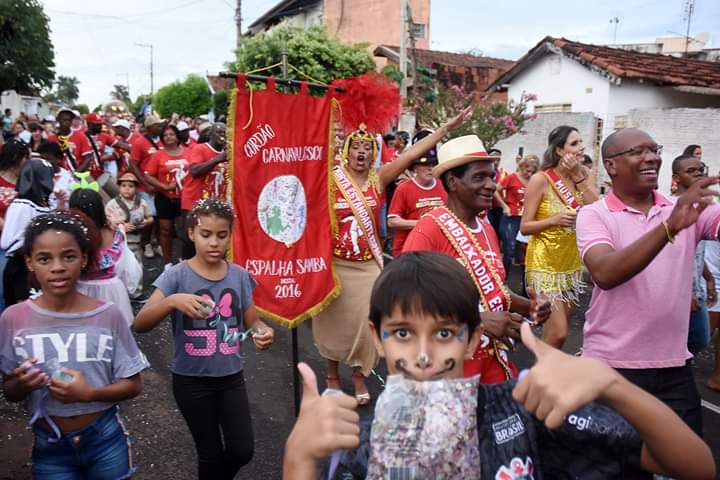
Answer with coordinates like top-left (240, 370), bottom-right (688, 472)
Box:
top-left (415, 84), bottom-right (537, 148)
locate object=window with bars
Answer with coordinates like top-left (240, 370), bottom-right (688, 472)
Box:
top-left (411, 23), bottom-right (426, 39)
top-left (534, 102), bottom-right (572, 113)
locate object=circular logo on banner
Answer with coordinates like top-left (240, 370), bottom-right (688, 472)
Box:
top-left (257, 175), bottom-right (307, 246)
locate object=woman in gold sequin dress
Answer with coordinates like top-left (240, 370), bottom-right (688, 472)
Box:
top-left (520, 126), bottom-right (598, 348)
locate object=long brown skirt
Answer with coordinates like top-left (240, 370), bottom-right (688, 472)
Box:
top-left (313, 258), bottom-right (380, 376)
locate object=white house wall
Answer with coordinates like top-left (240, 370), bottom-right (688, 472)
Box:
top-left (507, 52), bottom-right (611, 125)
top-left (607, 80), bottom-right (720, 137)
top-left (627, 107), bottom-right (720, 195)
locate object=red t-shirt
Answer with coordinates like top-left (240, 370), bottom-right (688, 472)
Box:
top-left (49, 131), bottom-right (93, 173)
top-left (181, 143), bottom-right (225, 211)
top-left (388, 178), bottom-right (447, 257)
top-left (0, 176), bottom-right (16, 219)
top-left (130, 135), bottom-right (163, 192)
top-left (87, 131), bottom-right (118, 179)
top-left (145, 149), bottom-right (190, 200)
top-left (403, 212), bottom-right (505, 279)
top-left (381, 143), bottom-right (398, 165)
top-left (492, 166), bottom-right (508, 209)
top-left (333, 182), bottom-right (384, 262)
top-left (500, 172), bottom-right (527, 216)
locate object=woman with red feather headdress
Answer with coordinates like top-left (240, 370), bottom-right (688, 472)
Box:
top-left (313, 73), bottom-right (472, 404)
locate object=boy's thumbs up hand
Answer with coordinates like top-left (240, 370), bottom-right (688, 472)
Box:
top-left (512, 324), bottom-right (620, 429)
top-left (286, 363), bottom-right (361, 470)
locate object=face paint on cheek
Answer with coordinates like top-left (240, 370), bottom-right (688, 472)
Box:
top-left (395, 358), bottom-right (413, 377)
top-left (444, 358), bottom-right (456, 371)
top-left (381, 330), bottom-right (391, 341)
top-left (457, 325), bottom-right (467, 342)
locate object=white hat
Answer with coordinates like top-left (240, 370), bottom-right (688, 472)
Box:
top-left (112, 119), bottom-right (131, 130)
top-left (432, 135), bottom-right (500, 178)
top-left (176, 121), bottom-right (190, 131)
top-left (42, 115), bottom-right (56, 123)
top-left (57, 107), bottom-right (76, 118)
top-left (144, 115), bottom-right (163, 127)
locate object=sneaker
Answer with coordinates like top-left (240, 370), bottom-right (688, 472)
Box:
top-left (154, 244), bottom-right (163, 256)
top-left (143, 244), bottom-right (155, 258)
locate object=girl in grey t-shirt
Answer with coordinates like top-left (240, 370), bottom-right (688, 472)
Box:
top-left (134, 199), bottom-right (275, 479)
top-left (0, 211), bottom-right (148, 478)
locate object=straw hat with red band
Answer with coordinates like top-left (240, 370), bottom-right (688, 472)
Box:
top-left (432, 135), bottom-right (500, 178)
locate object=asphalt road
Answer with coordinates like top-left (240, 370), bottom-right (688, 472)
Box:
top-left (1, 261), bottom-right (719, 479)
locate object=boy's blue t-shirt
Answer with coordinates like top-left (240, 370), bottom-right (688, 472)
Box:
top-left (153, 261), bottom-right (256, 377)
top-left (322, 380), bottom-right (649, 480)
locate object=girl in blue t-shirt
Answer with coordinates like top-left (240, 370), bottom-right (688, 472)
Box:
top-left (134, 199), bottom-right (274, 480)
top-left (0, 210), bottom-right (148, 479)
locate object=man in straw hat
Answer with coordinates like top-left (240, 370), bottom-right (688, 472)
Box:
top-left (404, 134), bottom-right (551, 383)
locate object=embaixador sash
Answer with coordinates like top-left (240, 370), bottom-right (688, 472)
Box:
top-left (428, 206), bottom-right (514, 380)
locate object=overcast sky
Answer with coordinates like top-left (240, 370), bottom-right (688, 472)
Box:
top-left (41, 0), bottom-right (719, 108)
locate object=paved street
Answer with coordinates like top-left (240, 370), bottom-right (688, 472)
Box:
top-left (1, 263), bottom-right (719, 479)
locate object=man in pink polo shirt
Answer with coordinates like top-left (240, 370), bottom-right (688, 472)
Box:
top-left (576, 128), bottom-right (720, 436)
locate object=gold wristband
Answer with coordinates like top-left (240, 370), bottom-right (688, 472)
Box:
top-left (661, 220), bottom-right (676, 244)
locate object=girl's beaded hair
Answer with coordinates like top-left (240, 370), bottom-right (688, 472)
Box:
top-left (188, 199), bottom-right (234, 228)
top-left (24, 209), bottom-right (100, 272)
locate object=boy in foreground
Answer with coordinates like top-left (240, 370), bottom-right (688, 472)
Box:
top-left (283, 252), bottom-right (715, 479)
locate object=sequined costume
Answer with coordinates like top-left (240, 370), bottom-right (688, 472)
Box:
top-left (525, 183), bottom-right (584, 304)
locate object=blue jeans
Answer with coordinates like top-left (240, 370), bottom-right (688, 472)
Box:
top-left (32, 406), bottom-right (136, 479)
top-left (688, 299), bottom-right (710, 355)
top-left (499, 215), bottom-right (521, 273)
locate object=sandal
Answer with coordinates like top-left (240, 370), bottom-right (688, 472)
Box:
top-left (351, 371), bottom-right (371, 406)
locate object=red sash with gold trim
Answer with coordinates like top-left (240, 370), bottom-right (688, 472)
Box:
top-left (333, 166), bottom-right (384, 269)
top-left (428, 207), bottom-right (516, 381)
top-left (544, 168), bottom-right (580, 210)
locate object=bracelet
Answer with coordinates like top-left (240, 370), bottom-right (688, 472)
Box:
top-left (661, 220), bottom-right (676, 244)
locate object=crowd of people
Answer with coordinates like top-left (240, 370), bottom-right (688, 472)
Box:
top-left (0, 102), bottom-right (718, 479)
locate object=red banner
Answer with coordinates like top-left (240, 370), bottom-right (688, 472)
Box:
top-left (228, 75), bottom-right (339, 327)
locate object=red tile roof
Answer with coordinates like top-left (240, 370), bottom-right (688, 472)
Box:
top-left (377, 45), bottom-right (514, 70)
top-left (490, 36), bottom-right (720, 91)
top-left (207, 75), bottom-right (234, 93)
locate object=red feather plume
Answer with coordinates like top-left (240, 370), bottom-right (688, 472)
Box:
top-left (332, 73), bottom-right (401, 134)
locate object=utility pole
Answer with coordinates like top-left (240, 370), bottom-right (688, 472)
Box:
top-left (609, 17), bottom-right (619, 44)
top-left (134, 43), bottom-right (154, 97)
top-left (235, 0), bottom-right (242, 48)
top-left (406, 2), bottom-right (418, 103)
top-left (683, 0), bottom-right (695, 54)
top-left (399, 0), bottom-right (408, 99)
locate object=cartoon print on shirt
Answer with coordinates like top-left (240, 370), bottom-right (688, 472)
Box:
top-left (182, 288), bottom-right (243, 357)
top-left (495, 456), bottom-right (534, 480)
top-left (341, 216), bottom-right (364, 256)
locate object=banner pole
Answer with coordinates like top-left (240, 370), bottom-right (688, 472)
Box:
top-left (292, 327), bottom-right (301, 415)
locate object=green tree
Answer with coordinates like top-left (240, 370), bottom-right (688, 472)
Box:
top-left (0, 0), bottom-right (55, 94)
top-left (228, 24), bottom-right (375, 85)
top-left (153, 74), bottom-right (212, 118)
top-left (44, 75), bottom-right (81, 104)
top-left (213, 90), bottom-right (229, 118)
top-left (72, 103), bottom-right (89, 115)
top-left (110, 84), bottom-right (131, 104)
top-left (415, 84), bottom-right (537, 148)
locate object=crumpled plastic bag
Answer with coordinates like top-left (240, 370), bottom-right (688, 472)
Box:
top-left (367, 374), bottom-right (481, 479)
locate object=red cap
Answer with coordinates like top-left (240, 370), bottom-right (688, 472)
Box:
top-left (85, 112), bottom-right (103, 124)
